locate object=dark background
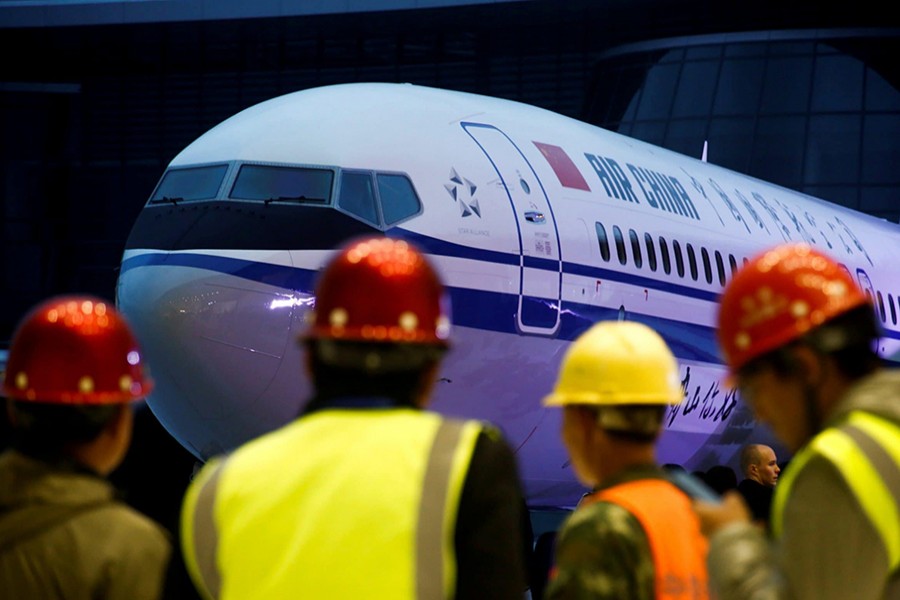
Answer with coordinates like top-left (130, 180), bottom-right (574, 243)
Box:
top-left (1, 4), bottom-right (897, 595)
top-left (2, 0), bottom-right (898, 344)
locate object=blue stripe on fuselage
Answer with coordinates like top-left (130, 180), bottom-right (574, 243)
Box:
top-left (391, 229), bottom-right (723, 303)
top-left (119, 249), bottom-right (723, 361)
top-left (120, 252), bottom-right (318, 292)
top-left (120, 237), bottom-right (900, 361)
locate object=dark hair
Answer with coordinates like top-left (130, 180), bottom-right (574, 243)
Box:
top-left (304, 341), bottom-right (442, 412)
top-left (593, 405), bottom-right (667, 443)
top-left (7, 400), bottom-right (120, 461)
top-left (813, 305), bottom-right (882, 379)
top-left (307, 339), bottom-right (445, 372)
top-left (739, 305), bottom-right (881, 381)
top-left (705, 464), bottom-right (738, 493)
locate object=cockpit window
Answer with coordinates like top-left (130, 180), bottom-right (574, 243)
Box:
top-left (377, 174), bottom-right (421, 225)
top-left (336, 171), bottom-right (421, 227)
top-left (338, 172), bottom-right (379, 224)
top-left (230, 165), bottom-right (333, 204)
top-left (150, 164), bottom-right (228, 203)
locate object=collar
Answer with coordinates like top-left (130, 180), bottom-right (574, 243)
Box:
top-left (592, 463), bottom-right (667, 493)
top-left (303, 395), bottom-right (409, 414)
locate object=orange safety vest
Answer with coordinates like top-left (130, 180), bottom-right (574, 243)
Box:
top-left (588, 479), bottom-right (709, 599)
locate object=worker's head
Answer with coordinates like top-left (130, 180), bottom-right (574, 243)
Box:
top-left (739, 443), bottom-right (780, 487)
top-left (543, 321), bottom-right (682, 487)
top-left (302, 236), bottom-right (451, 408)
top-left (718, 243), bottom-right (879, 451)
top-left (3, 295), bottom-right (153, 473)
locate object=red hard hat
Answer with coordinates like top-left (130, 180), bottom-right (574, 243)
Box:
top-left (717, 243), bottom-right (869, 374)
top-left (2, 295), bottom-right (154, 404)
top-left (306, 237), bottom-right (451, 346)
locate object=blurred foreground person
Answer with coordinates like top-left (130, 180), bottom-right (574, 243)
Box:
top-left (180, 236), bottom-right (528, 599)
top-left (696, 243), bottom-right (900, 599)
top-left (0, 295), bottom-right (170, 599)
top-left (543, 321), bottom-right (709, 599)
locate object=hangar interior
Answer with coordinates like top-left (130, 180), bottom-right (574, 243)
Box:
top-left (0, 4), bottom-right (897, 595)
top-left (1, 0), bottom-right (897, 342)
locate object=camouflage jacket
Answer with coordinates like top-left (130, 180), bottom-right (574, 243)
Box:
top-left (543, 465), bottom-right (664, 600)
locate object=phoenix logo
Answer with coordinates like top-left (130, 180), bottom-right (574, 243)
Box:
top-left (445, 168), bottom-right (482, 218)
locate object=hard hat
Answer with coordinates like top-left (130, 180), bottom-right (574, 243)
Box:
top-left (2, 295), bottom-right (154, 404)
top-left (717, 243), bottom-right (869, 373)
top-left (543, 321), bottom-right (682, 407)
top-left (305, 236), bottom-right (451, 346)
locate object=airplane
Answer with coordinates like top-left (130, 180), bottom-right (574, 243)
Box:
top-left (115, 82), bottom-right (900, 509)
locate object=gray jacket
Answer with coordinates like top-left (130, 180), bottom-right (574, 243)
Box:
top-left (0, 450), bottom-right (171, 600)
top-left (707, 369), bottom-right (900, 600)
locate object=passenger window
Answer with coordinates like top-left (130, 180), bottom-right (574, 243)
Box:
top-left (889, 294), bottom-right (897, 325)
top-left (629, 229), bottom-right (643, 268)
top-left (673, 240), bottom-right (685, 278)
top-left (715, 251), bottom-right (726, 286)
top-left (659, 236), bottom-right (671, 275)
top-left (596, 222), bottom-right (611, 262)
top-left (729, 254), bottom-right (738, 277)
top-left (876, 291), bottom-right (886, 323)
top-left (151, 164), bottom-right (228, 203)
top-left (231, 165), bottom-right (332, 203)
top-left (613, 226), bottom-right (627, 265)
top-left (645, 233), bottom-right (658, 272)
top-left (338, 172), bottom-right (379, 225)
top-left (687, 244), bottom-right (699, 281)
top-left (700, 248), bottom-right (713, 284)
top-left (377, 174), bottom-right (421, 225)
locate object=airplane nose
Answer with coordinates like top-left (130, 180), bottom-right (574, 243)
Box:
top-left (116, 255), bottom-right (311, 458)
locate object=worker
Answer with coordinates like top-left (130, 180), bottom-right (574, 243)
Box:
top-left (0, 295), bottom-right (171, 599)
top-left (180, 236), bottom-right (528, 599)
top-left (695, 242), bottom-right (900, 599)
top-left (542, 320), bottom-right (709, 599)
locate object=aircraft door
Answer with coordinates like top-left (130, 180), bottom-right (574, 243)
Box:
top-left (462, 122), bottom-right (561, 335)
top-left (856, 268), bottom-right (876, 304)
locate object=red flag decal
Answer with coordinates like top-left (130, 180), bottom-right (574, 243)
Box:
top-left (533, 141), bottom-right (591, 191)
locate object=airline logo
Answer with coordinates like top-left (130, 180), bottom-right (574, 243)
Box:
top-left (445, 168), bottom-right (482, 218)
top-left (585, 153), bottom-right (699, 220)
top-left (534, 140), bottom-right (700, 221)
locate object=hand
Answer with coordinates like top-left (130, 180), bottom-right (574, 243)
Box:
top-left (693, 490), bottom-right (751, 537)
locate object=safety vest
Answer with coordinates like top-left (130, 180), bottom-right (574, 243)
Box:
top-left (181, 408), bottom-right (483, 600)
top-left (592, 479), bottom-right (709, 599)
top-left (771, 411), bottom-right (900, 574)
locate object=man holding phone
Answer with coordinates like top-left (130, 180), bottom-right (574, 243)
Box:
top-left (695, 243), bottom-right (900, 600)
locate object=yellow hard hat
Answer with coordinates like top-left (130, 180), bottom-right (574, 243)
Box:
top-left (543, 321), bottom-right (682, 407)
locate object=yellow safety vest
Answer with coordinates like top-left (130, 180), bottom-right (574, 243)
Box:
top-left (771, 411), bottom-right (900, 573)
top-left (181, 408), bottom-right (483, 600)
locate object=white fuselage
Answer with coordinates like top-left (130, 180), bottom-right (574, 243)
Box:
top-left (117, 83), bottom-right (900, 507)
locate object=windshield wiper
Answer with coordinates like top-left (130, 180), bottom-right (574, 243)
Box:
top-left (151, 196), bottom-right (183, 205)
top-left (264, 195), bottom-right (324, 205)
